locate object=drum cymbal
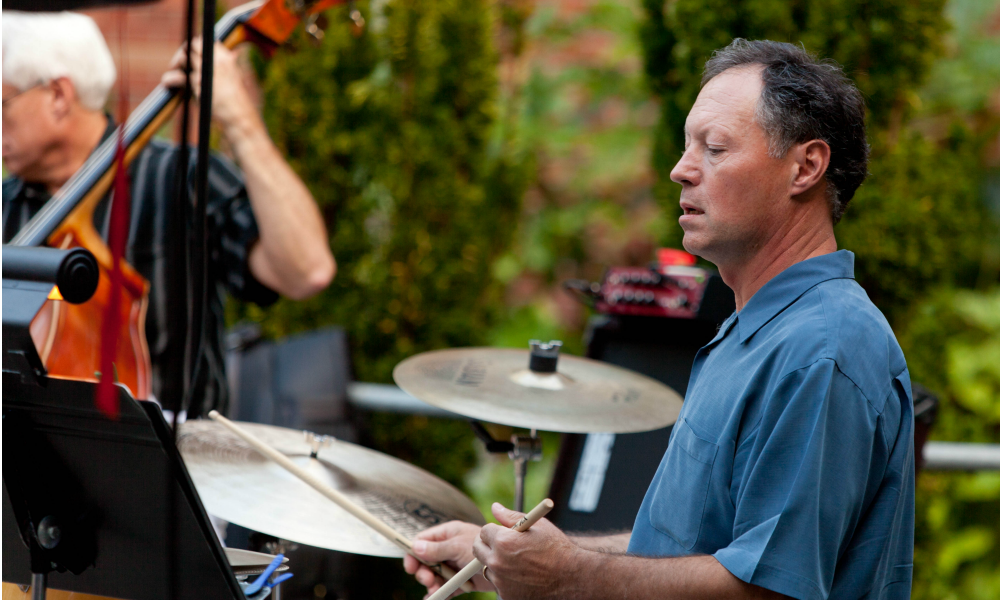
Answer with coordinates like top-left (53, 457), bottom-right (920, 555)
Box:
top-left (178, 421), bottom-right (485, 558)
top-left (392, 345), bottom-right (683, 433)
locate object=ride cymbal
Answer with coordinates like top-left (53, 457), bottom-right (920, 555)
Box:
top-left (178, 421), bottom-right (484, 558)
top-left (392, 341), bottom-right (683, 433)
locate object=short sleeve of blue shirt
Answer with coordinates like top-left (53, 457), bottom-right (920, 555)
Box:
top-left (628, 251), bottom-right (915, 600)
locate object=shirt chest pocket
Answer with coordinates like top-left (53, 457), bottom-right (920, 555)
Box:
top-left (648, 418), bottom-right (719, 550)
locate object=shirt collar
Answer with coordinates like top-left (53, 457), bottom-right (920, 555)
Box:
top-left (734, 250), bottom-right (855, 343)
top-left (5, 178), bottom-right (26, 199)
top-left (99, 113), bottom-right (117, 144)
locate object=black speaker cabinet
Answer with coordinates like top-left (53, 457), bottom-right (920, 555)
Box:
top-left (547, 279), bottom-right (734, 533)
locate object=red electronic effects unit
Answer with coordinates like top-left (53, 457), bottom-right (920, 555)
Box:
top-left (579, 248), bottom-right (725, 319)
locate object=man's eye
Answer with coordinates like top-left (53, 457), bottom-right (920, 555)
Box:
top-left (707, 147), bottom-right (725, 156)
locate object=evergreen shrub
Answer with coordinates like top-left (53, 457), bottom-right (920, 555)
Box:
top-left (234, 0), bottom-right (524, 490)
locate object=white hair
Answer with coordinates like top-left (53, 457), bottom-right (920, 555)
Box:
top-left (2, 11), bottom-right (117, 111)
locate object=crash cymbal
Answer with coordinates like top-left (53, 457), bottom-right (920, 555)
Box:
top-left (392, 341), bottom-right (683, 433)
top-left (178, 421), bottom-right (485, 558)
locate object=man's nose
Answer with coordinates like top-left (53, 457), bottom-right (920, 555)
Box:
top-left (670, 149), bottom-right (700, 186)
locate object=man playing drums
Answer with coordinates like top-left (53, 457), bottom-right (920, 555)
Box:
top-left (405, 39), bottom-right (915, 600)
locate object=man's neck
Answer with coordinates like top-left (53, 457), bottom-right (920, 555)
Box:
top-left (40, 111), bottom-right (108, 195)
top-left (717, 203), bottom-right (838, 312)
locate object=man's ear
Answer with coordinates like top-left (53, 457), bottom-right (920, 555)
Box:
top-left (49, 77), bottom-right (78, 120)
top-left (789, 139), bottom-right (831, 199)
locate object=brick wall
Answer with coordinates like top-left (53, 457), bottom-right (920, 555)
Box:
top-left (83, 0), bottom-right (188, 112)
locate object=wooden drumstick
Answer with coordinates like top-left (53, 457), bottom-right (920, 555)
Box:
top-left (206, 411), bottom-right (474, 593)
top-left (426, 498), bottom-right (555, 600)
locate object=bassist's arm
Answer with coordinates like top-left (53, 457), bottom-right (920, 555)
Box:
top-left (162, 39), bottom-right (335, 301)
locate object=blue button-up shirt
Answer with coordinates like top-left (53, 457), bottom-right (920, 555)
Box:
top-left (628, 250), bottom-right (914, 600)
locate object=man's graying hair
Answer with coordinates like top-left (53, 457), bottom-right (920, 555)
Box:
top-left (703, 39), bottom-right (869, 224)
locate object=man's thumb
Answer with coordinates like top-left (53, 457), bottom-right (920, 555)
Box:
top-left (491, 502), bottom-right (524, 527)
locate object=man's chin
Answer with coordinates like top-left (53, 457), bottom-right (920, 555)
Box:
top-left (680, 233), bottom-right (706, 259)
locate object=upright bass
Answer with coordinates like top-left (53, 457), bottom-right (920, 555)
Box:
top-left (5, 0), bottom-right (342, 401)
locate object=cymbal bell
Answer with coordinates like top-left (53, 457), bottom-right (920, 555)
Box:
top-left (392, 344), bottom-right (683, 433)
top-left (178, 421), bottom-right (485, 558)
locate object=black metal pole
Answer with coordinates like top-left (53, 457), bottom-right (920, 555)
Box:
top-left (169, 0), bottom-right (197, 598)
top-left (185, 0), bottom-right (216, 417)
top-left (174, 0), bottom-right (195, 415)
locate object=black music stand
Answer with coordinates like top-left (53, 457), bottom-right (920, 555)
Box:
top-left (2, 265), bottom-right (243, 599)
top-left (2, 375), bottom-right (245, 600)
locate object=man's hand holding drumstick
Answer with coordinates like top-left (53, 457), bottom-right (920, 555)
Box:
top-left (404, 501), bottom-right (585, 599)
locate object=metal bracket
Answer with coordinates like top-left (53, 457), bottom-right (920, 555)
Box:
top-left (509, 433), bottom-right (543, 463)
top-left (304, 431), bottom-right (334, 459)
top-left (469, 421), bottom-right (514, 453)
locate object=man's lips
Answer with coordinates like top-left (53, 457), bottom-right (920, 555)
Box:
top-left (679, 201), bottom-right (704, 216)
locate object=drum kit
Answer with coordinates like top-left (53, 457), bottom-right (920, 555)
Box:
top-left (14, 340), bottom-right (681, 598)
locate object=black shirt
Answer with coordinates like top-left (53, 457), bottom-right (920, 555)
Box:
top-left (3, 122), bottom-right (277, 416)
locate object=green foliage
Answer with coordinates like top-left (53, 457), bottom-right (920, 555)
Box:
top-left (902, 290), bottom-right (1000, 599)
top-left (836, 127), bottom-right (987, 323)
top-left (237, 0), bottom-right (521, 473)
top-left (484, 0), bottom-right (667, 342)
top-left (638, 0), bottom-right (990, 323)
top-left (243, 0), bottom-right (520, 386)
top-left (640, 0), bottom-right (948, 155)
top-left (920, 0), bottom-right (1000, 115)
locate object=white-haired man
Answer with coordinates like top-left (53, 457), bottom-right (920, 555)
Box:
top-left (2, 11), bottom-right (336, 417)
top-left (405, 39), bottom-right (914, 600)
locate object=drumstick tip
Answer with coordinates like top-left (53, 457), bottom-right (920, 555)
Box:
top-left (208, 410), bottom-right (221, 419)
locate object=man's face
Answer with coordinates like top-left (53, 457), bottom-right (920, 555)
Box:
top-left (670, 67), bottom-right (795, 266)
top-left (2, 80), bottom-right (61, 181)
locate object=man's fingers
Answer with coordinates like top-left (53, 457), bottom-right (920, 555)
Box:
top-left (414, 566), bottom-right (442, 588)
top-left (163, 37), bottom-right (205, 91)
top-left (161, 70), bottom-right (201, 93)
top-left (411, 536), bottom-right (471, 564)
top-left (479, 522), bottom-right (504, 548)
top-left (491, 502), bottom-right (525, 528)
top-left (414, 520), bottom-right (469, 542)
top-left (166, 46), bottom-right (185, 70)
top-left (166, 38), bottom-right (203, 71)
top-left (403, 553), bottom-right (420, 575)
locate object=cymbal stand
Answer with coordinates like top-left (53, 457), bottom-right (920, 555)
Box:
top-left (470, 422), bottom-right (543, 512)
top-left (511, 430), bottom-right (543, 512)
